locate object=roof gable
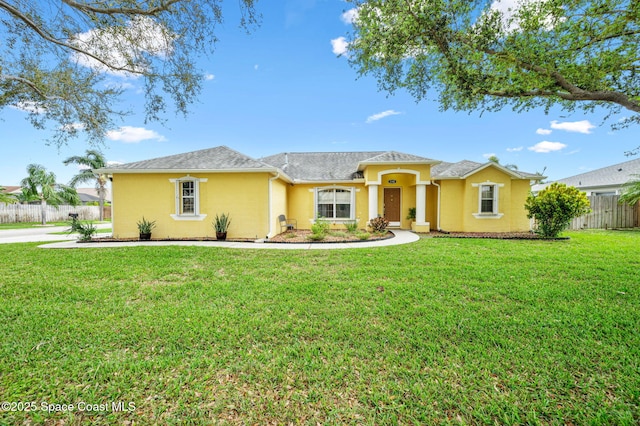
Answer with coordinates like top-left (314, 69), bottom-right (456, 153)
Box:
top-left (358, 151), bottom-right (439, 165)
top-left (432, 160), bottom-right (541, 180)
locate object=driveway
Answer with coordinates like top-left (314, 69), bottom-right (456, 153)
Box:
top-left (0, 224), bottom-right (111, 244)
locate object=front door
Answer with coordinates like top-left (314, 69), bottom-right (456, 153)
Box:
top-left (383, 188), bottom-right (401, 227)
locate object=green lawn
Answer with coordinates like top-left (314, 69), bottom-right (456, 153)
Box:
top-left (1, 231), bottom-right (638, 424)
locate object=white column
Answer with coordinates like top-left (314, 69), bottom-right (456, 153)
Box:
top-left (416, 184), bottom-right (426, 224)
top-left (368, 184), bottom-right (379, 220)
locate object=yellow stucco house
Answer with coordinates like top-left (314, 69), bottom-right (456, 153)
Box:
top-left (97, 146), bottom-right (543, 239)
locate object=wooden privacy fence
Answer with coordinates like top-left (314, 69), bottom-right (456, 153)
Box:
top-left (0, 204), bottom-right (109, 223)
top-left (570, 195), bottom-right (639, 230)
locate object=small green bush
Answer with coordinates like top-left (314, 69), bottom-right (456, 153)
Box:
top-left (368, 216), bottom-right (389, 233)
top-left (344, 220), bottom-right (359, 233)
top-left (311, 217), bottom-right (330, 236)
top-left (356, 232), bottom-right (371, 240)
top-left (307, 232), bottom-right (326, 241)
top-left (525, 183), bottom-right (591, 238)
top-left (68, 218), bottom-right (97, 242)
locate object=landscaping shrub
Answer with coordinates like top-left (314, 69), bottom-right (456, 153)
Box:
top-left (368, 216), bottom-right (389, 233)
top-left (311, 217), bottom-right (330, 235)
top-left (525, 183), bottom-right (591, 238)
top-left (344, 220), bottom-right (359, 233)
top-left (68, 218), bottom-right (97, 242)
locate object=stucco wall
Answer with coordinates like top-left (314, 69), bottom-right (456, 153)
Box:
top-left (438, 166), bottom-right (532, 232)
top-left (269, 178), bottom-right (289, 237)
top-left (112, 172), bottom-right (271, 239)
top-left (285, 183), bottom-right (369, 231)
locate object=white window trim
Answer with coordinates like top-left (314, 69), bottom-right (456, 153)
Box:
top-left (169, 176), bottom-right (208, 221)
top-left (314, 186), bottom-right (356, 221)
top-left (472, 182), bottom-right (504, 219)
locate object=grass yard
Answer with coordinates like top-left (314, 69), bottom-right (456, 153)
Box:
top-left (1, 231), bottom-right (638, 424)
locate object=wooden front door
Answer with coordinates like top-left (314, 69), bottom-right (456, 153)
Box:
top-left (384, 188), bottom-right (401, 224)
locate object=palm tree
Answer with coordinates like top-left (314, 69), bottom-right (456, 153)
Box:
top-left (620, 174), bottom-right (640, 206)
top-left (63, 150), bottom-right (108, 221)
top-left (487, 155), bottom-right (519, 171)
top-left (0, 186), bottom-right (17, 204)
top-left (21, 164), bottom-right (80, 225)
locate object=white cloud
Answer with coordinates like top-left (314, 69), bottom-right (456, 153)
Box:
top-left (536, 128), bottom-right (552, 135)
top-left (204, 73), bottom-right (215, 81)
top-left (488, 0), bottom-right (560, 33)
top-left (366, 110), bottom-right (402, 123)
top-left (331, 36), bottom-right (349, 55)
top-left (105, 126), bottom-right (167, 143)
top-left (60, 122), bottom-right (86, 132)
top-left (507, 146), bottom-right (523, 152)
top-left (10, 101), bottom-right (46, 114)
top-left (482, 153), bottom-right (496, 159)
top-left (550, 120), bottom-right (596, 134)
top-left (254, 64), bottom-right (259, 71)
top-left (341, 8), bottom-right (359, 24)
top-left (72, 16), bottom-right (174, 78)
top-left (528, 141), bottom-right (567, 153)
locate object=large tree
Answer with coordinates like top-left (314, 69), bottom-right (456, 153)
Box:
top-left (20, 163), bottom-right (80, 225)
top-left (0, 0), bottom-right (259, 147)
top-left (346, 0), bottom-right (640, 126)
top-left (64, 149), bottom-right (108, 221)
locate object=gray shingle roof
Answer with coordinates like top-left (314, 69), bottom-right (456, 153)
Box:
top-left (358, 151), bottom-right (439, 164)
top-left (101, 146), bottom-right (541, 182)
top-left (260, 151), bottom-right (439, 181)
top-left (103, 146), bottom-right (272, 171)
top-left (259, 151), bottom-right (378, 181)
top-left (431, 160), bottom-right (483, 178)
top-left (534, 157), bottom-right (640, 191)
top-left (561, 157), bottom-right (640, 187)
top-left (431, 160), bottom-right (540, 179)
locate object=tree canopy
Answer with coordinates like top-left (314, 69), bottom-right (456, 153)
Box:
top-left (0, 0), bottom-right (259, 147)
top-left (346, 0), bottom-right (640, 127)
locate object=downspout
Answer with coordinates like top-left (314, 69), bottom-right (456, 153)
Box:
top-left (432, 181), bottom-right (441, 231)
top-left (267, 172), bottom-right (280, 239)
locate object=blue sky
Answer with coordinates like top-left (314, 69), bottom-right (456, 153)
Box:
top-left (1, 0), bottom-right (638, 186)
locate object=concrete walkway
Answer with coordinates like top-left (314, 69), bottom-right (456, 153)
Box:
top-left (39, 230), bottom-right (420, 250)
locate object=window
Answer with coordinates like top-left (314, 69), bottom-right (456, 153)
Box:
top-left (316, 188), bottom-right (354, 219)
top-left (472, 182), bottom-right (503, 219)
top-left (180, 180), bottom-right (195, 214)
top-left (480, 184), bottom-right (495, 214)
top-left (169, 176), bottom-right (207, 220)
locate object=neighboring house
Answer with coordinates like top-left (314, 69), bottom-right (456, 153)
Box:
top-left (532, 157), bottom-right (640, 195)
top-left (76, 188), bottom-right (112, 204)
top-left (97, 146), bottom-right (543, 239)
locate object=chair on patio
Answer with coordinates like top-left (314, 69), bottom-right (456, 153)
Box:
top-left (278, 214), bottom-right (297, 233)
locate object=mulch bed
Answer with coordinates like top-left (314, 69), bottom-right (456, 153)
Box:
top-left (266, 230), bottom-right (393, 244)
top-left (427, 231), bottom-right (569, 240)
top-left (82, 237), bottom-right (256, 243)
